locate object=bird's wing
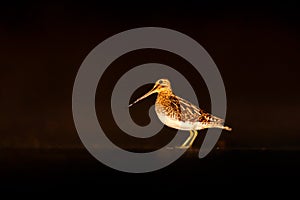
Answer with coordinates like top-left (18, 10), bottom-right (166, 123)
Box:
top-left (175, 96), bottom-right (224, 123)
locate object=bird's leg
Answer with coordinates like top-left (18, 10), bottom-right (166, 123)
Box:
top-left (188, 130), bottom-right (198, 147)
top-left (179, 130), bottom-right (194, 148)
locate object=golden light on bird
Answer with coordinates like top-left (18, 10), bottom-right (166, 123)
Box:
top-left (129, 79), bottom-right (231, 148)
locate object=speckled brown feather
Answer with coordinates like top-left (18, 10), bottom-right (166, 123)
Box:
top-left (155, 90), bottom-right (224, 124)
top-left (129, 78), bottom-right (231, 131)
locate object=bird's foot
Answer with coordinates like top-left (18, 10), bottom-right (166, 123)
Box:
top-left (175, 145), bottom-right (190, 149)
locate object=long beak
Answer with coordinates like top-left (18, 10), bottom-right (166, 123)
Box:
top-left (128, 84), bottom-right (159, 107)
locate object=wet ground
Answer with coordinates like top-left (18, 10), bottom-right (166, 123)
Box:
top-left (1, 148), bottom-right (299, 192)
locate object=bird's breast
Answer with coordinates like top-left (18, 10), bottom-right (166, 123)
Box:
top-left (155, 103), bottom-right (199, 131)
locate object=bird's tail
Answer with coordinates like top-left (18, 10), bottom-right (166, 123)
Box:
top-left (222, 126), bottom-right (232, 131)
top-left (209, 124), bottom-right (232, 131)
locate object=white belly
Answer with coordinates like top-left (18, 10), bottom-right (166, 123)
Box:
top-left (156, 112), bottom-right (203, 131)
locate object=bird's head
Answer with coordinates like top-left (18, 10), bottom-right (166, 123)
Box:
top-left (128, 78), bottom-right (172, 107)
top-left (153, 79), bottom-right (172, 92)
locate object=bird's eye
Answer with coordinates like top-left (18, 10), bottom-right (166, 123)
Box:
top-left (159, 80), bottom-right (163, 84)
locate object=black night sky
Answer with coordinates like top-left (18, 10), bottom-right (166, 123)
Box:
top-left (0, 0), bottom-right (300, 191)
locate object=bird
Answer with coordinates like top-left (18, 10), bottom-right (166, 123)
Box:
top-left (128, 79), bottom-right (231, 149)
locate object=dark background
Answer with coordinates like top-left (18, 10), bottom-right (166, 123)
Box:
top-left (0, 0), bottom-right (300, 191)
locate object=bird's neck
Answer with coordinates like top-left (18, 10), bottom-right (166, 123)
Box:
top-left (157, 89), bottom-right (173, 100)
